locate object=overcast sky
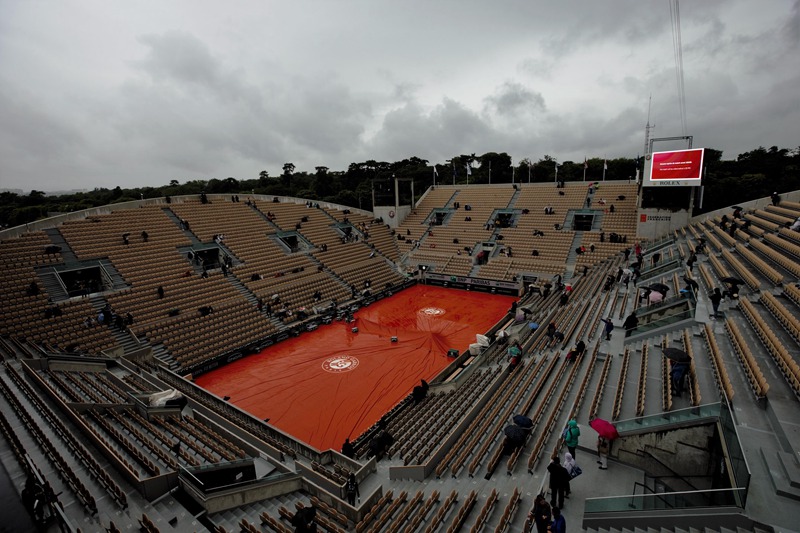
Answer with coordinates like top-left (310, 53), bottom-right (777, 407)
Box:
top-left (1, 0), bottom-right (798, 192)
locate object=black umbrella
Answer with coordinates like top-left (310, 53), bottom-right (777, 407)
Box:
top-left (543, 282), bottom-right (553, 289)
top-left (649, 283), bottom-right (670, 293)
top-left (663, 347), bottom-right (691, 363)
top-left (683, 277), bottom-right (699, 290)
top-left (513, 415), bottom-right (533, 428)
top-left (504, 424), bottom-right (528, 442)
top-left (721, 277), bottom-right (744, 285)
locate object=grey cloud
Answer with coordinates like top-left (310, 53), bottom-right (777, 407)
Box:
top-left (367, 98), bottom-right (492, 163)
top-left (484, 82), bottom-right (546, 117)
top-left (135, 31), bottom-right (221, 87)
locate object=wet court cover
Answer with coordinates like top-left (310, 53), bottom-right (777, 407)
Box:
top-left (195, 285), bottom-right (515, 451)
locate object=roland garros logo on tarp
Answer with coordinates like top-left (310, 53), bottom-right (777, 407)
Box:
top-left (420, 307), bottom-right (445, 316)
top-left (322, 355), bottom-right (359, 373)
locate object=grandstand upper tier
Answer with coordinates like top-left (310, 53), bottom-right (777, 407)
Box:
top-left (1, 183), bottom-right (800, 532)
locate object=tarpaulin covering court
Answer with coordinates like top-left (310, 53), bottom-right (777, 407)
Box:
top-left (195, 285), bottom-right (515, 451)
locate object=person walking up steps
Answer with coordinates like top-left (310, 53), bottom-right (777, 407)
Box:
top-left (563, 419), bottom-right (581, 458)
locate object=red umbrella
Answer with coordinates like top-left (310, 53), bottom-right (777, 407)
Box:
top-left (590, 418), bottom-right (620, 440)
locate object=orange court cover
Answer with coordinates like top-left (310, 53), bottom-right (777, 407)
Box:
top-left (195, 285), bottom-right (515, 451)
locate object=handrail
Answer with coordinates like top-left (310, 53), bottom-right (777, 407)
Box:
top-left (631, 480), bottom-right (673, 509)
top-left (613, 401), bottom-right (722, 433)
top-left (637, 449), bottom-right (702, 492)
top-left (586, 485), bottom-right (747, 514)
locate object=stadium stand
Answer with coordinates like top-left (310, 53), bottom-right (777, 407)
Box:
top-left (0, 185), bottom-right (799, 532)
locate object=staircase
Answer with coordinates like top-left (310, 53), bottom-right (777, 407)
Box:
top-left (507, 187), bottom-right (522, 208)
top-left (97, 258), bottom-right (128, 291)
top-left (248, 203), bottom-right (283, 231)
top-left (36, 266), bottom-right (70, 301)
top-left (224, 273), bottom-right (284, 329)
top-left (87, 294), bottom-right (142, 354)
top-left (162, 207), bottom-right (202, 245)
top-left (150, 343), bottom-right (181, 372)
top-left (563, 231), bottom-right (584, 280)
top-left (44, 227), bottom-right (77, 262)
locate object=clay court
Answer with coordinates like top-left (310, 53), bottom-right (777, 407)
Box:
top-left (195, 285), bottom-right (515, 451)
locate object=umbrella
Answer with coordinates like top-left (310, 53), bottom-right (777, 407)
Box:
top-left (721, 277), bottom-right (744, 285)
top-left (543, 282), bottom-right (553, 289)
top-left (649, 283), bottom-right (670, 293)
top-left (663, 347), bottom-right (691, 363)
top-left (622, 268), bottom-right (632, 275)
top-left (590, 418), bottom-right (620, 440)
top-left (528, 322), bottom-right (540, 330)
top-left (513, 415), bottom-right (533, 428)
top-left (504, 424), bottom-right (528, 442)
top-left (648, 291), bottom-right (663, 303)
top-left (519, 306), bottom-right (532, 314)
top-left (682, 277), bottom-right (699, 290)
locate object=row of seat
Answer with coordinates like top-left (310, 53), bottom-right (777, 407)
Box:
top-left (724, 318), bottom-right (769, 399)
top-left (636, 344), bottom-right (649, 417)
top-left (354, 489), bottom-right (395, 533)
top-left (0, 372), bottom-right (99, 513)
top-left (490, 487), bottom-right (521, 533)
top-left (612, 348), bottom-right (632, 420)
top-left (750, 238), bottom-right (800, 278)
top-left (421, 490), bottom-right (457, 533)
top-left (721, 249), bottom-right (762, 290)
top-left (702, 323), bottom-right (736, 403)
top-left (445, 490), bottom-right (477, 533)
top-left (588, 351), bottom-right (614, 420)
top-left (157, 370), bottom-right (299, 461)
top-left (6, 363), bottom-right (128, 507)
top-left (88, 409), bottom-right (161, 477)
top-left (681, 330), bottom-right (702, 407)
top-left (401, 371), bottom-right (494, 465)
top-left (760, 292), bottom-right (800, 345)
top-left (524, 357), bottom-right (577, 473)
top-left (735, 243), bottom-right (784, 284)
top-left (738, 299), bottom-right (800, 398)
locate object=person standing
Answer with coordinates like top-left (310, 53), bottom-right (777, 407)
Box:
top-left (710, 288), bottom-right (723, 318)
top-left (345, 473), bottom-right (359, 506)
top-left (547, 456), bottom-right (570, 510)
top-left (563, 419), bottom-right (581, 458)
top-left (341, 438), bottom-right (354, 459)
top-left (550, 506), bottom-right (566, 533)
top-left (529, 494), bottom-right (551, 533)
top-left (597, 436), bottom-right (610, 469)
top-left (562, 452), bottom-right (577, 498)
top-left (507, 340), bottom-right (522, 363)
top-left (601, 318), bottom-right (614, 341)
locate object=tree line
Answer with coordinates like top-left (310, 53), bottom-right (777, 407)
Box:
top-left (1, 145), bottom-right (797, 229)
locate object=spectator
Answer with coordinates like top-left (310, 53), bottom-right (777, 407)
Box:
top-left (551, 506), bottom-right (566, 533)
top-left (710, 288), bottom-right (723, 318)
top-left (547, 456), bottom-right (570, 510)
top-left (563, 418), bottom-right (581, 458)
top-left (597, 436), bottom-right (610, 470)
top-left (529, 495), bottom-right (551, 533)
top-left (341, 438), bottom-right (355, 459)
top-left (601, 318), bottom-right (614, 341)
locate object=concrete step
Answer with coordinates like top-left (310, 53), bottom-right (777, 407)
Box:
top-left (760, 448), bottom-right (800, 501)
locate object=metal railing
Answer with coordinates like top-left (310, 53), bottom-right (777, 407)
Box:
top-left (586, 486), bottom-right (746, 514)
